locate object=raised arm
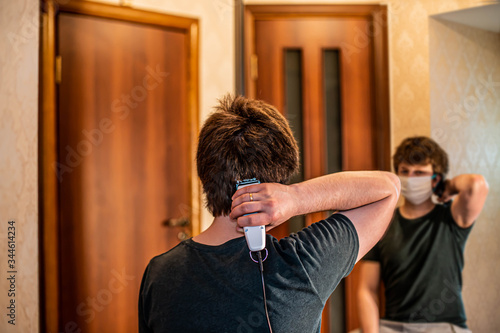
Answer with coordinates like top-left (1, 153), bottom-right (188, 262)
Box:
top-left (230, 171), bottom-right (400, 261)
top-left (440, 174), bottom-right (489, 228)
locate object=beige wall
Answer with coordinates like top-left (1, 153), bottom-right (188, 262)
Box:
top-left (0, 0), bottom-right (40, 332)
top-left (430, 19), bottom-right (500, 331)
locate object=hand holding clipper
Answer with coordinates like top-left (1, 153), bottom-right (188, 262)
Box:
top-left (235, 178), bottom-right (266, 252)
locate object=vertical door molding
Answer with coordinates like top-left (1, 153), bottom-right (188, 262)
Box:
top-left (39, 1), bottom-right (58, 331)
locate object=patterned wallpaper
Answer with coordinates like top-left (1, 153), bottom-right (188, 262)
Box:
top-left (430, 19), bottom-right (500, 332)
top-left (0, 0), bottom-right (39, 332)
top-left (386, 0), bottom-right (495, 148)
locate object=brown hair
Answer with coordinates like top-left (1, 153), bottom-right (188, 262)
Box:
top-left (393, 136), bottom-right (449, 175)
top-left (196, 94), bottom-right (299, 216)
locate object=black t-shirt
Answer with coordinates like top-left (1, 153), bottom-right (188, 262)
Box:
top-left (363, 204), bottom-right (473, 328)
top-left (139, 213), bottom-right (358, 333)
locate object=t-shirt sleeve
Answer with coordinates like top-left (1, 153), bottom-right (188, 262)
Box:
top-left (443, 203), bottom-right (474, 247)
top-left (138, 264), bottom-right (154, 333)
top-left (277, 213), bottom-right (359, 303)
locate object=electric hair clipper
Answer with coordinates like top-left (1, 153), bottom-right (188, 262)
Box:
top-left (432, 173), bottom-right (446, 198)
top-left (235, 178), bottom-right (266, 252)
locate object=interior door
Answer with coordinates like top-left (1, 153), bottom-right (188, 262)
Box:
top-left (244, 5), bottom-right (389, 332)
top-left (54, 7), bottom-right (198, 333)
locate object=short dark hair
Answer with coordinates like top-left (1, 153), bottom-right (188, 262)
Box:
top-left (393, 136), bottom-right (449, 175)
top-left (196, 94), bottom-right (299, 217)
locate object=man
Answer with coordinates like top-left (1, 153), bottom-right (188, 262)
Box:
top-left (139, 95), bottom-right (400, 332)
top-left (358, 136), bottom-right (489, 333)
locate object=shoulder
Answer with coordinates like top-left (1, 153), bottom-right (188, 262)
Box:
top-left (272, 214), bottom-right (359, 298)
top-left (279, 213), bottom-right (357, 242)
top-left (144, 241), bottom-right (189, 276)
top-left (296, 213), bottom-right (358, 245)
top-left (434, 203), bottom-right (474, 241)
top-left (276, 213), bottom-right (359, 268)
top-left (436, 202), bottom-right (461, 226)
top-left (432, 203), bottom-right (450, 220)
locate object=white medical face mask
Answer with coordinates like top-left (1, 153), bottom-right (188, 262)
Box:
top-left (399, 176), bottom-right (433, 205)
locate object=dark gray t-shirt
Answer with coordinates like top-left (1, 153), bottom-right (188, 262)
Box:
top-left (363, 204), bottom-right (472, 328)
top-left (139, 213), bottom-right (358, 333)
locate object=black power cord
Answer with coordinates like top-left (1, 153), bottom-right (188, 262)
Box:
top-left (256, 250), bottom-right (273, 333)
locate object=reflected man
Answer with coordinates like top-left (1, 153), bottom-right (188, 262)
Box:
top-left (358, 136), bottom-right (489, 333)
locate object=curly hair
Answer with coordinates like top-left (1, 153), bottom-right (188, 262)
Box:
top-left (393, 136), bottom-right (449, 175)
top-left (196, 95), bottom-right (299, 216)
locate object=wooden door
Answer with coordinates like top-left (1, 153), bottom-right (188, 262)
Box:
top-left (244, 5), bottom-right (389, 332)
top-left (40, 2), bottom-right (199, 332)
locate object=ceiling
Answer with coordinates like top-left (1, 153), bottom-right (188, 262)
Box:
top-left (432, 3), bottom-right (500, 33)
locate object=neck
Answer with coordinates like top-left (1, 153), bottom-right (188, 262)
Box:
top-left (399, 198), bottom-right (435, 219)
top-left (192, 215), bottom-right (244, 246)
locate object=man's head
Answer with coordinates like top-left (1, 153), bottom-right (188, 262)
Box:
top-left (393, 136), bottom-right (449, 177)
top-left (196, 95), bottom-right (299, 217)
top-left (393, 137), bottom-right (449, 205)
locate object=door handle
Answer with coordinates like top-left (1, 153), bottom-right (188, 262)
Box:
top-left (162, 217), bottom-right (190, 227)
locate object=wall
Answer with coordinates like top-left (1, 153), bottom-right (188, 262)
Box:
top-left (429, 19), bottom-right (500, 331)
top-left (0, 0), bottom-right (40, 332)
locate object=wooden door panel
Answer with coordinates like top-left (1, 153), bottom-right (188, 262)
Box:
top-left (58, 13), bottom-right (190, 332)
top-left (255, 18), bottom-right (375, 238)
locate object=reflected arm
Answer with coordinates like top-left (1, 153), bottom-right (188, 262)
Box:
top-left (441, 174), bottom-right (489, 228)
top-left (357, 261), bottom-right (381, 333)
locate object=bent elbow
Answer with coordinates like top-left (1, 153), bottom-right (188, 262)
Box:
top-left (470, 175), bottom-right (489, 197)
top-left (384, 172), bottom-right (401, 200)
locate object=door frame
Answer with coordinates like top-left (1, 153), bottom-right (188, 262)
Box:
top-left (39, 1), bottom-right (200, 331)
top-left (243, 5), bottom-right (390, 332)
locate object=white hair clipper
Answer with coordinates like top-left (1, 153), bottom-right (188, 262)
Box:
top-left (236, 178), bottom-right (266, 252)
